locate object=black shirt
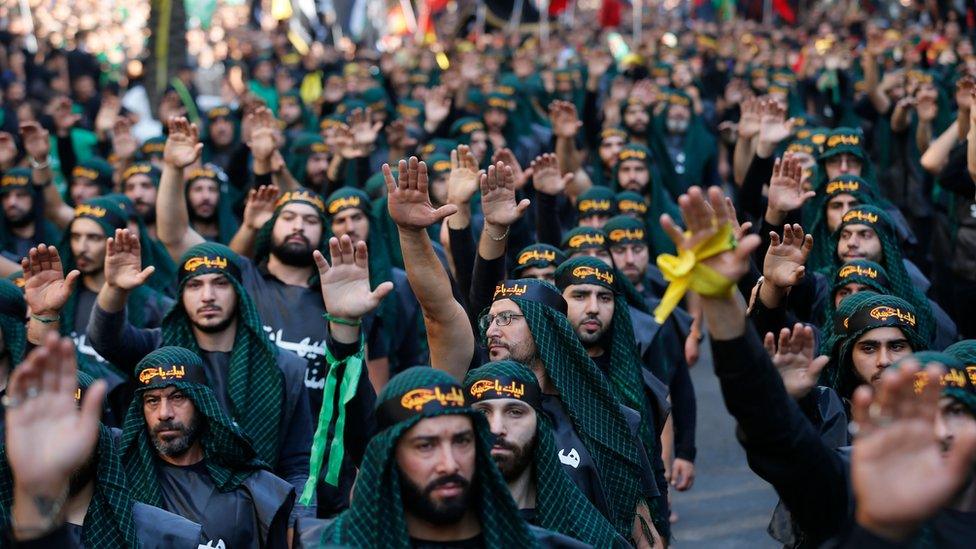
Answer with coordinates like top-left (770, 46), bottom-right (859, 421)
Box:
top-left (410, 534), bottom-right (484, 549)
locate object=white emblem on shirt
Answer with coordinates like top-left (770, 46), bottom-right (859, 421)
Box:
top-left (198, 540), bottom-right (225, 549)
top-left (558, 448), bottom-right (581, 468)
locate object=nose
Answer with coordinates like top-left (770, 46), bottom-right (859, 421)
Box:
top-left (840, 157), bottom-right (850, 172)
top-left (157, 398), bottom-right (175, 422)
top-left (487, 410), bottom-right (507, 438)
top-left (625, 248), bottom-right (636, 264)
top-left (485, 318), bottom-right (502, 338)
top-left (584, 294), bottom-right (600, 315)
top-left (434, 442), bottom-right (461, 476)
top-left (877, 347), bottom-right (894, 370)
top-left (200, 282), bottom-right (216, 302)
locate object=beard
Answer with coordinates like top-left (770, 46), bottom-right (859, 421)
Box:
top-left (492, 435), bottom-right (536, 482)
top-left (189, 206), bottom-right (217, 224)
top-left (575, 316), bottom-right (609, 346)
top-left (137, 204), bottom-right (156, 224)
top-left (151, 414), bottom-right (202, 457)
top-left (189, 312), bottom-right (236, 334)
top-left (4, 208), bottom-right (33, 228)
top-left (271, 234), bottom-right (315, 267)
top-left (400, 471), bottom-right (473, 525)
top-left (666, 118), bottom-right (689, 134)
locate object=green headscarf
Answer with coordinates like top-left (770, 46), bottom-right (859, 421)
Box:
top-left (321, 367), bottom-right (538, 548)
top-left (943, 341), bottom-right (976, 415)
top-left (121, 162), bottom-right (161, 189)
top-left (120, 346), bottom-right (267, 507)
top-left (812, 128), bottom-right (878, 193)
top-left (253, 187), bottom-right (328, 284)
top-left (615, 190), bottom-right (649, 219)
top-left (185, 165), bottom-right (240, 245)
top-left (610, 144), bottom-right (680, 255)
top-left (161, 243), bottom-right (284, 467)
top-left (0, 375), bottom-right (138, 547)
top-left (511, 244), bottom-right (566, 278)
top-left (647, 90), bottom-right (717, 197)
top-left (0, 278), bottom-right (26, 365)
top-left (817, 259), bottom-right (893, 343)
top-left (0, 168), bottom-right (60, 260)
top-left (576, 186), bottom-right (617, 223)
top-left (824, 205), bottom-right (936, 345)
top-left (485, 279), bottom-right (654, 538)
top-left (70, 157), bottom-right (114, 203)
top-left (139, 136), bottom-right (166, 160)
top-left (819, 293), bottom-right (927, 400)
top-left (286, 133), bottom-right (331, 190)
top-left (464, 361), bottom-right (626, 548)
top-left (806, 175), bottom-right (881, 271)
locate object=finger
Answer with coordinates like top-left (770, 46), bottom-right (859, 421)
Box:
top-left (769, 231), bottom-right (781, 248)
top-left (515, 198), bottom-right (531, 217)
top-left (450, 149), bottom-right (458, 171)
top-left (63, 270), bottom-right (80, 293)
top-left (106, 236), bottom-right (116, 257)
top-left (382, 163), bottom-right (396, 194)
top-left (809, 355), bottom-right (830, 379)
top-left (137, 266), bottom-right (156, 283)
top-left (38, 244), bottom-right (53, 272)
top-left (777, 327), bottom-right (790, 355)
top-left (370, 281), bottom-right (395, 303)
top-left (328, 237), bottom-right (342, 266)
top-left (56, 337), bottom-right (76, 395)
top-left (417, 160), bottom-right (429, 196)
top-left (354, 239), bottom-right (369, 270)
top-left (708, 187), bottom-right (729, 226)
top-left (850, 384), bottom-right (876, 437)
top-left (733, 233), bottom-right (762, 260)
top-left (39, 338), bottom-right (60, 394)
top-left (339, 234), bottom-right (355, 265)
top-left (479, 172), bottom-right (489, 195)
top-left (408, 156), bottom-right (418, 189)
top-left (432, 204), bottom-right (459, 222)
top-left (763, 332), bottom-right (776, 358)
top-left (313, 249), bottom-right (331, 276)
top-left (659, 214), bottom-right (685, 248)
top-left (8, 347), bottom-right (42, 401)
top-left (801, 234), bottom-right (814, 258)
top-left (787, 322), bottom-right (805, 355)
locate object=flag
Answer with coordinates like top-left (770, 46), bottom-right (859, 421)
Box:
top-left (599, 0), bottom-right (621, 27)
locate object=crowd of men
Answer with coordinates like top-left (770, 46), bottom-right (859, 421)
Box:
top-left (1, 2), bottom-right (976, 548)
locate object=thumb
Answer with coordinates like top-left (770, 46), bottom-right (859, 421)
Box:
top-left (809, 355), bottom-right (830, 379)
top-left (432, 204), bottom-right (459, 222)
top-left (561, 173), bottom-right (574, 187)
top-left (313, 250), bottom-right (330, 275)
top-left (64, 270), bottom-right (81, 293)
top-left (370, 281), bottom-right (395, 303)
top-left (802, 191), bottom-right (816, 202)
top-left (137, 266), bottom-right (156, 283)
top-left (515, 198), bottom-right (531, 216)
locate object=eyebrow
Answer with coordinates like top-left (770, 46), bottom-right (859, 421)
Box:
top-left (857, 338), bottom-right (909, 346)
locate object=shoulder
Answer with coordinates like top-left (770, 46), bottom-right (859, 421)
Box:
top-left (132, 502), bottom-right (205, 548)
top-left (293, 517), bottom-right (337, 549)
top-left (528, 525), bottom-right (592, 549)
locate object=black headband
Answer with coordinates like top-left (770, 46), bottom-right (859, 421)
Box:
top-left (556, 264), bottom-right (616, 292)
top-left (835, 304), bottom-right (917, 336)
top-left (376, 383), bottom-right (468, 430)
top-left (178, 255), bottom-right (243, 284)
top-left (492, 281), bottom-right (568, 316)
top-left (137, 364), bottom-right (209, 388)
top-left (74, 204), bottom-right (128, 231)
top-left (466, 376), bottom-right (542, 410)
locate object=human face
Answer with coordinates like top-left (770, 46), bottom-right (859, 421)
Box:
top-left (2, 189), bottom-right (33, 225)
top-left (563, 283), bottom-right (614, 347)
top-left (396, 414), bottom-right (476, 525)
top-left (623, 104), bottom-right (649, 133)
top-left (69, 218), bottom-right (106, 275)
top-left (279, 100), bottom-right (302, 125)
top-left (599, 135), bottom-right (626, 168)
top-left (485, 300), bottom-right (537, 363)
top-left (143, 386), bottom-right (201, 459)
top-left (826, 194), bottom-right (859, 232)
top-left (181, 273), bottom-right (238, 334)
top-left (70, 177), bottom-right (101, 204)
top-left (570, 249), bottom-right (613, 267)
top-left (665, 104), bottom-right (691, 134)
top-left (272, 203), bottom-right (323, 266)
top-left (469, 131), bottom-right (488, 164)
top-left (209, 118), bottom-right (234, 148)
top-left (617, 159), bottom-right (650, 192)
top-left (520, 266), bottom-right (556, 283)
top-left (838, 224), bottom-right (882, 262)
top-left (578, 214), bottom-right (610, 229)
top-left (935, 397), bottom-right (976, 455)
top-left (472, 399), bottom-right (537, 482)
top-left (610, 242), bottom-right (649, 284)
top-left (124, 175), bottom-right (157, 221)
top-left (187, 178), bottom-right (219, 221)
top-left (484, 109), bottom-right (508, 132)
top-left (851, 327), bottom-right (913, 385)
top-left (306, 153), bottom-right (330, 188)
top-left (833, 282), bottom-right (870, 308)
top-left (330, 207), bottom-right (369, 243)
top-left (430, 174), bottom-right (449, 207)
top-left (824, 153), bottom-right (863, 179)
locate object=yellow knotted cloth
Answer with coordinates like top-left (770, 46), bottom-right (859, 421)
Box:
top-left (653, 223), bottom-right (737, 324)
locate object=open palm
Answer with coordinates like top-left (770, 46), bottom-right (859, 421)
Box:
top-left (447, 145), bottom-right (480, 205)
top-left (316, 236), bottom-right (393, 319)
top-left (481, 162), bottom-right (530, 227)
top-left (767, 154), bottom-right (814, 214)
top-left (763, 224), bottom-right (812, 288)
top-left (164, 117), bottom-right (203, 168)
top-left (22, 245), bottom-right (79, 317)
top-left (386, 157), bottom-right (458, 231)
top-left (104, 229), bottom-right (155, 290)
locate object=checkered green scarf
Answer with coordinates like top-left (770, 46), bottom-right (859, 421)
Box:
top-left (943, 341), bottom-right (976, 415)
top-left (321, 367), bottom-right (537, 548)
top-left (119, 346), bottom-right (268, 508)
top-left (463, 361), bottom-right (626, 548)
top-left (0, 279), bottom-right (26, 365)
top-left (0, 425), bottom-right (139, 548)
top-left (162, 243), bottom-right (284, 466)
top-left (499, 290), bottom-right (650, 538)
top-left (805, 175), bottom-right (880, 272)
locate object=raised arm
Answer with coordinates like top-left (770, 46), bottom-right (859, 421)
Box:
top-left (20, 122), bottom-right (73, 229)
top-left (157, 117), bottom-right (206, 262)
top-left (385, 157), bottom-right (473, 380)
top-left (549, 100), bottom-right (583, 175)
top-left (229, 184), bottom-right (279, 257)
top-left (21, 245), bottom-right (80, 344)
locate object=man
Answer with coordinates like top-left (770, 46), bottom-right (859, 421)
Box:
top-left (0, 168), bottom-right (59, 263)
top-left (805, 175), bottom-right (880, 270)
top-left (463, 361), bottom-right (625, 547)
top-left (286, 134), bottom-right (331, 193)
top-left (121, 162), bottom-right (160, 238)
top-left (312, 366), bottom-right (586, 548)
top-left (575, 187), bottom-right (617, 229)
top-left (511, 244), bottom-right (565, 282)
top-left (120, 346), bottom-right (295, 548)
top-left (202, 106), bottom-right (240, 173)
top-left (608, 144), bottom-right (680, 255)
top-left (68, 158), bottom-right (114, 206)
top-left (184, 164), bottom-right (238, 244)
top-left (1, 335), bottom-right (204, 547)
top-left (620, 98), bottom-right (651, 146)
top-left (0, 278), bottom-right (26, 427)
top-left (587, 127), bottom-right (627, 188)
top-left (560, 226), bottom-right (612, 266)
top-left (20, 197), bottom-right (171, 376)
top-left (155, 118), bottom-right (383, 516)
top-left (648, 91), bottom-right (721, 197)
top-left (86, 235), bottom-right (315, 519)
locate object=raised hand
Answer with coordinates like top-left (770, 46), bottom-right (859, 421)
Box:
top-left (851, 362), bottom-right (976, 542)
top-left (50, 97), bottom-right (81, 137)
top-left (348, 108), bottom-right (382, 151)
top-left (916, 87), bottom-right (938, 123)
top-left (763, 323), bottom-right (829, 399)
top-left (630, 79), bottom-right (658, 106)
top-left (5, 335), bottom-right (107, 539)
top-left (530, 153), bottom-right (572, 196)
top-left (424, 86), bottom-right (452, 127)
top-left (757, 99), bottom-right (794, 156)
top-left (549, 100), bottom-right (583, 139)
top-left (0, 132), bottom-right (16, 167)
top-left (243, 184), bottom-right (280, 230)
top-left (723, 196), bottom-right (753, 240)
top-left (333, 123), bottom-right (361, 159)
top-left (94, 94), bottom-right (121, 138)
top-left (245, 107), bottom-right (279, 163)
top-left (737, 96), bottom-right (762, 140)
top-left (955, 75), bottom-right (976, 112)
top-left (110, 118), bottom-right (138, 161)
top-left (659, 186), bottom-right (761, 284)
top-left (163, 117), bottom-right (203, 168)
top-left (447, 145), bottom-right (481, 205)
top-left (764, 223), bottom-right (813, 289)
top-left (481, 161), bottom-right (531, 229)
top-left (19, 122), bottom-right (51, 163)
top-left (104, 229), bottom-right (155, 291)
top-left (492, 148), bottom-right (529, 190)
top-left (587, 52), bottom-right (613, 80)
top-left (766, 154), bottom-right (815, 222)
top-left (315, 235), bottom-right (394, 321)
top-left (386, 157), bottom-right (459, 231)
top-left (21, 245), bottom-right (79, 317)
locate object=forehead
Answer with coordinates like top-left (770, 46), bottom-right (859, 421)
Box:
top-left (70, 217), bottom-right (105, 236)
top-left (841, 223), bottom-right (876, 235)
top-left (601, 135), bottom-right (625, 146)
top-left (331, 207), bottom-right (366, 221)
top-left (125, 175), bottom-right (154, 187)
top-left (188, 178), bottom-right (218, 190)
top-left (565, 282), bottom-right (613, 296)
top-left (619, 159), bottom-right (647, 170)
top-left (828, 193), bottom-right (857, 204)
top-left (280, 202), bottom-right (320, 217)
top-left (856, 326), bottom-right (908, 344)
top-left (401, 414), bottom-right (474, 440)
top-left (522, 266), bottom-right (555, 276)
top-left (143, 386), bottom-right (180, 399)
top-left (489, 298), bottom-right (523, 315)
top-left (185, 273), bottom-right (230, 285)
top-left (472, 398), bottom-right (535, 413)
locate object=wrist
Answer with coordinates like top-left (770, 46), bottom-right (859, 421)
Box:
top-left (253, 159), bottom-right (271, 175)
top-left (764, 209), bottom-right (787, 226)
top-left (855, 511), bottom-right (919, 544)
top-left (755, 141), bottom-right (777, 159)
top-left (12, 481), bottom-right (68, 540)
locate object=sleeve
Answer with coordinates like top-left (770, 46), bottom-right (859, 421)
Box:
top-left (711, 327), bottom-right (852, 545)
top-left (276, 369), bottom-right (316, 520)
top-left (582, 88), bottom-right (602, 152)
top-left (468, 254), bottom-right (506, 325)
top-left (937, 141), bottom-right (976, 199)
top-left (747, 291), bottom-right (797, 341)
top-left (225, 142), bottom-right (253, 190)
top-left (669, 361), bottom-right (697, 462)
top-left (56, 135), bottom-right (77, 184)
top-left (86, 303), bottom-right (162, 376)
top-left (835, 525), bottom-right (913, 549)
top-left (737, 154), bottom-right (775, 224)
top-left (448, 226), bottom-right (477, 310)
top-left (534, 191), bottom-right (564, 248)
top-left (7, 525), bottom-right (81, 548)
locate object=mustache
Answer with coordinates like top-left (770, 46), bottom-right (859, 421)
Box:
top-left (425, 474), bottom-right (469, 496)
top-left (152, 420), bottom-right (187, 436)
top-left (285, 233), bottom-right (311, 245)
top-left (581, 316), bottom-right (603, 328)
top-left (487, 337), bottom-right (509, 349)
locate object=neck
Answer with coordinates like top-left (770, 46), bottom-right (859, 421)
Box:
top-left (585, 345), bottom-right (605, 358)
top-left (951, 476), bottom-right (976, 512)
top-left (82, 272), bottom-right (104, 293)
top-left (267, 255), bottom-right (314, 287)
top-left (145, 223), bottom-right (157, 240)
top-left (191, 219), bottom-right (219, 240)
top-left (0, 355), bottom-right (9, 393)
top-left (531, 358), bottom-right (559, 395)
top-left (157, 443), bottom-right (205, 467)
top-left (64, 481), bottom-right (94, 526)
top-left (405, 507), bottom-right (481, 542)
top-left (507, 468), bottom-right (537, 510)
top-left (191, 317), bottom-right (238, 352)
top-left (11, 220), bottom-right (34, 239)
